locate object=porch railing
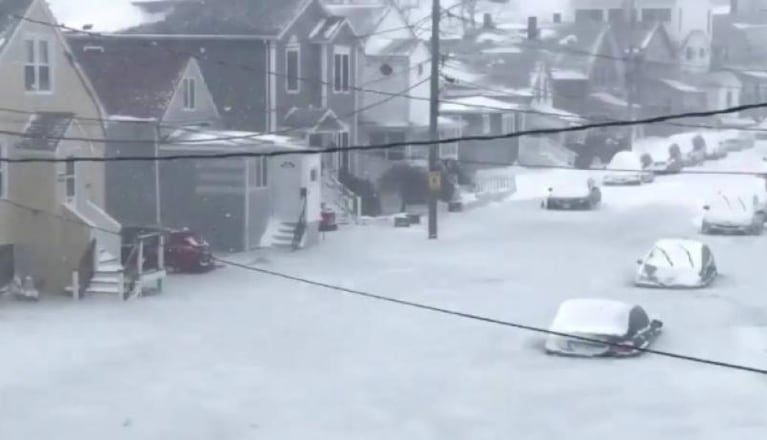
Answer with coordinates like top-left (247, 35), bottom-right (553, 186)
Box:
top-left (75, 239), bottom-right (96, 299)
top-left (123, 232), bottom-right (164, 300)
top-left (292, 195), bottom-right (308, 250)
top-left (325, 171), bottom-right (362, 221)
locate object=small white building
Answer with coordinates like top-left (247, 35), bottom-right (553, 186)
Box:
top-left (159, 130), bottom-right (321, 252)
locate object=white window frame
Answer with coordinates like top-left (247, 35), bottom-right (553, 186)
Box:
top-left (24, 36), bottom-right (53, 94)
top-left (0, 144), bottom-right (7, 199)
top-left (182, 77), bottom-right (196, 110)
top-left (248, 157), bottom-right (268, 189)
top-left (481, 114), bottom-right (491, 134)
top-left (286, 44), bottom-right (301, 94)
top-left (63, 157), bottom-right (76, 201)
top-left (333, 45), bottom-right (351, 93)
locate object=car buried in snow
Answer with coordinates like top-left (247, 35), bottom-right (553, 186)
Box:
top-left (603, 151), bottom-right (654, 185)
top-left (542, 176), bottom-right (601, 210)
top-left (634, 239), bottom-right (718, 288)
top-left (701, 191), bottom-right (765, 235)
top-left (544, 298), bottom-right (663, 358)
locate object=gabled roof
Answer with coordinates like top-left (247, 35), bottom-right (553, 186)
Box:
top-left (542, 22), bottom-right (612, 75)
top-left (283, 107), bottom-right (343, 132)
top-left (367, 38), bottom-right (421, 56)
top-left (17, 112), bottom-right (75, 151)
top-left (0, 0), bottom-right (33, 53)
top-left (69, 39), bottom-right (190, 118)
top-left (612, 21), bottom-right (675, 57)
top-left (324, 3), bottom-right (389, 38)
top-left (123, 0), bottom-right (312, 37)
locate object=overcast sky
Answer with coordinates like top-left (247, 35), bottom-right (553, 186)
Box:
top-left (46, 0), bottom-right (571, 32)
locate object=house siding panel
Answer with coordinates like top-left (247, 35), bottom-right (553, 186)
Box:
top-left (105, 122), bottom-right (159, 227)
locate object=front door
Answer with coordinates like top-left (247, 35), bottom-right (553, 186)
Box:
top-left (336, 131), bottom-right (351, 174)
top-left (271, 157), bottom-right (302, 221)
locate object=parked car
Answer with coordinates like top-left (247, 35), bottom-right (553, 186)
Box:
top-left (634, 239), bottom-right (718, 288)
top-left (668, 133), bottom-right (705, 166)
top-left (544, 298), bottom-right (663, 358)
top-left (647, 144), bottom-right (684, 175)
top-left (542, 176), bottom-right (601, 210)
top-left (701, 191), bottom-right (765, 235)
top-left (121, 226), bottom-right (214, 273)
top-left (603, 151), bottom-right (654, 185)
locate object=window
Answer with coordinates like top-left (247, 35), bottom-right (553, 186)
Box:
top-left (182, 78), bottom-right (196, 110)
top-left (481, 114), bottom-right (491, 134)
top-left (642, 8), bottom-right (671, 22)
top-left (286, 45), bottom-right (300, 92)
top-left (64, 158), bottom-right (75, 199)
top-left (439, 142), bottom-right (458, 159)
top-left (0, 144), bottom-right (6, 199)
top-left (333, 46), bottom-right (351, 92)
top-left (574, 9), bottom-right (604, 23)
top-left (248, 157), bottom-right (268, 188)
top-left (607, 8), bottom-right (624, 22)
top-left (685, 47), bottom-right (694, 60)
top-left (726, 90), bottom-right (733, 107)
top-left (24, 38), bottom-right (51, 92)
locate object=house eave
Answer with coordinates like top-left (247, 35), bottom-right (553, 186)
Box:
top-left (70, 32), bottom-right (278, 41)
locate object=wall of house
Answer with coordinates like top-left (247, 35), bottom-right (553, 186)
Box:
top-left (105, 121), bottom-right (159, 227)
top-left (408, 43), bottom-right (431, 127)
top-left (326, 26), bottom-right (360, 143)
top-left (159, 152), bottom-right (246, 252)
top-left (361, 55), bottom-right (410, 125)
top-left (160, 60), bottom-right (222, 133)
top-left (0, 1), bottom-right (107, 292)
top-left (679, 31), bottom-right (711, 73)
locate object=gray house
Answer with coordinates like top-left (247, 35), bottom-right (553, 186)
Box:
top-left (68, 39), bottom-right (221, 228)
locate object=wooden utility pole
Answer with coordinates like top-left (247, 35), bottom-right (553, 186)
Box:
top-left (626, 0), bottom-right (637, 149)
top-left (427, 0), bottom-right (440, 239)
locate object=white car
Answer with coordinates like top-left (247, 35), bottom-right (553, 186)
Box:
top-left (635, 239), bottom-right (718, 288)
top-left (701, 191), bottom-right (765, 235)
top-left (603, 151), bottom-right (654, 185)
top-left (545, 298), bottom-right (663, 358)
top-left (543, 176), bottom-right (602, 210)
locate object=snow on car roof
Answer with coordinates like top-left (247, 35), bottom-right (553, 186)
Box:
top-left (549, 298), bottom-right (632, 337)
top-left (607, 151), bottom-right (642, 169)
top-left (650, 239), bottom-right (705, 268)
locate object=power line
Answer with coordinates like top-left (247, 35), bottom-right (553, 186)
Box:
top-left (215, 256), bottom-right (767, 376)
top-left (3, 99), bottom-right (767, 163)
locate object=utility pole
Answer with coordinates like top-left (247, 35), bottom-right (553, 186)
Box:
top-left (427, 0), bottom-right (440, 239)
top-left (626, 0), bottom-right (637, 150)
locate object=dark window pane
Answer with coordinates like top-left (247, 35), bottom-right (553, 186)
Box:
top-left (38, 66), bottom-right (50, 91)
top-left (342, 55), bottom-right (350, 91)
top-left (334, 55), bottom-right (342, 91)
top-left (286, 50), bottom-right (299, 91)
top-left (24, 65), bottom-right (35, 90)
top-left (575, 9), bottom-right (603, 22)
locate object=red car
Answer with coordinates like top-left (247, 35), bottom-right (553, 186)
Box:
top-left (121, 227), bottom-right (214, 273)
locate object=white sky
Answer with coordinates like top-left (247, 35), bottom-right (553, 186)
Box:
top-left (46, 0), bottom-right (155, 32)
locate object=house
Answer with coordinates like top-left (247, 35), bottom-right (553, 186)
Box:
top-left (158, 130), bottom-right (321, 252)
top-left (68, 38), bottom-right (321, 252)
top-left (568, 0), bottom-right (714, 72)
top-left (712, 4), bottom-right (767, 120)
top-left (325, 1), bottom-right (467, 215)
top-left (68, 38), bottom-right (222, 228)
top-left (0, 0), bottom-right (127, 296)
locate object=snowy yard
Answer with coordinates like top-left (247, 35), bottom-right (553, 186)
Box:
top-left (2, 147), bottom-right (767, 439)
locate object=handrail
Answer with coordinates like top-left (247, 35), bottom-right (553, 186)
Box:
top-left (291, 195), bottom-right (308, 251)
top-left (325, 173), bottom-right (362, 221)
top-left (77, 239), bottom-right (96, 297)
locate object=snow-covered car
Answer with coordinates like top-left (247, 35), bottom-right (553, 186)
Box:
top-left (544, 298), bottom-right (663, 358)
top-left (634, 239), bottom-right (718, 288)
top-left (701, 191), bottom-right (765, 235)
top-left (669, 133), bottom-right (706, 166)
top-left (603, 151), bottom-right (654, 185)
top-left (720, 130), bottom-right (745, 153)
top-left (543, 176), bottom-right (601, 210)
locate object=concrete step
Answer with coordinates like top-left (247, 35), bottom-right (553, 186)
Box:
top-left (85, 285), bottom-right (122, 295)
top-left (272, 233), bottom-right (295, 242)
top-left (91, 275), bottom-right (122, 285)
top-left (89, 280), bottom-right (122, 292)
top-left (96, 263), bottom-right (124, 273)
top-left (98, 250), bottom-right (118, 264)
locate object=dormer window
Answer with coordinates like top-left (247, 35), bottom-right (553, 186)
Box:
top-left (24, 38), bottom-right (52, 93)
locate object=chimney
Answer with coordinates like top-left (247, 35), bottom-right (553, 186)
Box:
top-left (527, 16), bottom-right (538, 40)
top-left (483, 13), bottom-right (493, 29)
top-left (731, 0), bottom-right (738, 15)
top-left (553, 13), bottom-right (561, 24)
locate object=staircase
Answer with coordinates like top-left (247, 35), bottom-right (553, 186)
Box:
top-left (85, 248), bottom-right (125, 296)
top-left (270, 221), bottom-right (302, 250)
top-left (322, 172), bottom-right (360, 224)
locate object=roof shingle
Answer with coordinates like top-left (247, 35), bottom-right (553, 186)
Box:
top-left (17, 112), bottom-right (75, 151)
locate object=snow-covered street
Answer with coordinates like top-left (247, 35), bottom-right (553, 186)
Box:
top-left (3, 148), bottom-right (767, 440)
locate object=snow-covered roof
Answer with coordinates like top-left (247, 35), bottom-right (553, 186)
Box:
top-left (165, 128), bottom-right (307, 152)
top-left (549, 299), bottom-right (633, 337)
top-left (649, 239), bottom-right (705, 269)
top-left (659, 78), bottom-right (702, 93)
top-left (607, 151), bottom-right (642, 169)
top-left (440, 96), bottom-right (522, 114)
top-left (551, 69), bottom-right (588, 80)
top-left (590, 92), bottom-right (629, 107)
top-left (740, 70), bottom-right (767, 80)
